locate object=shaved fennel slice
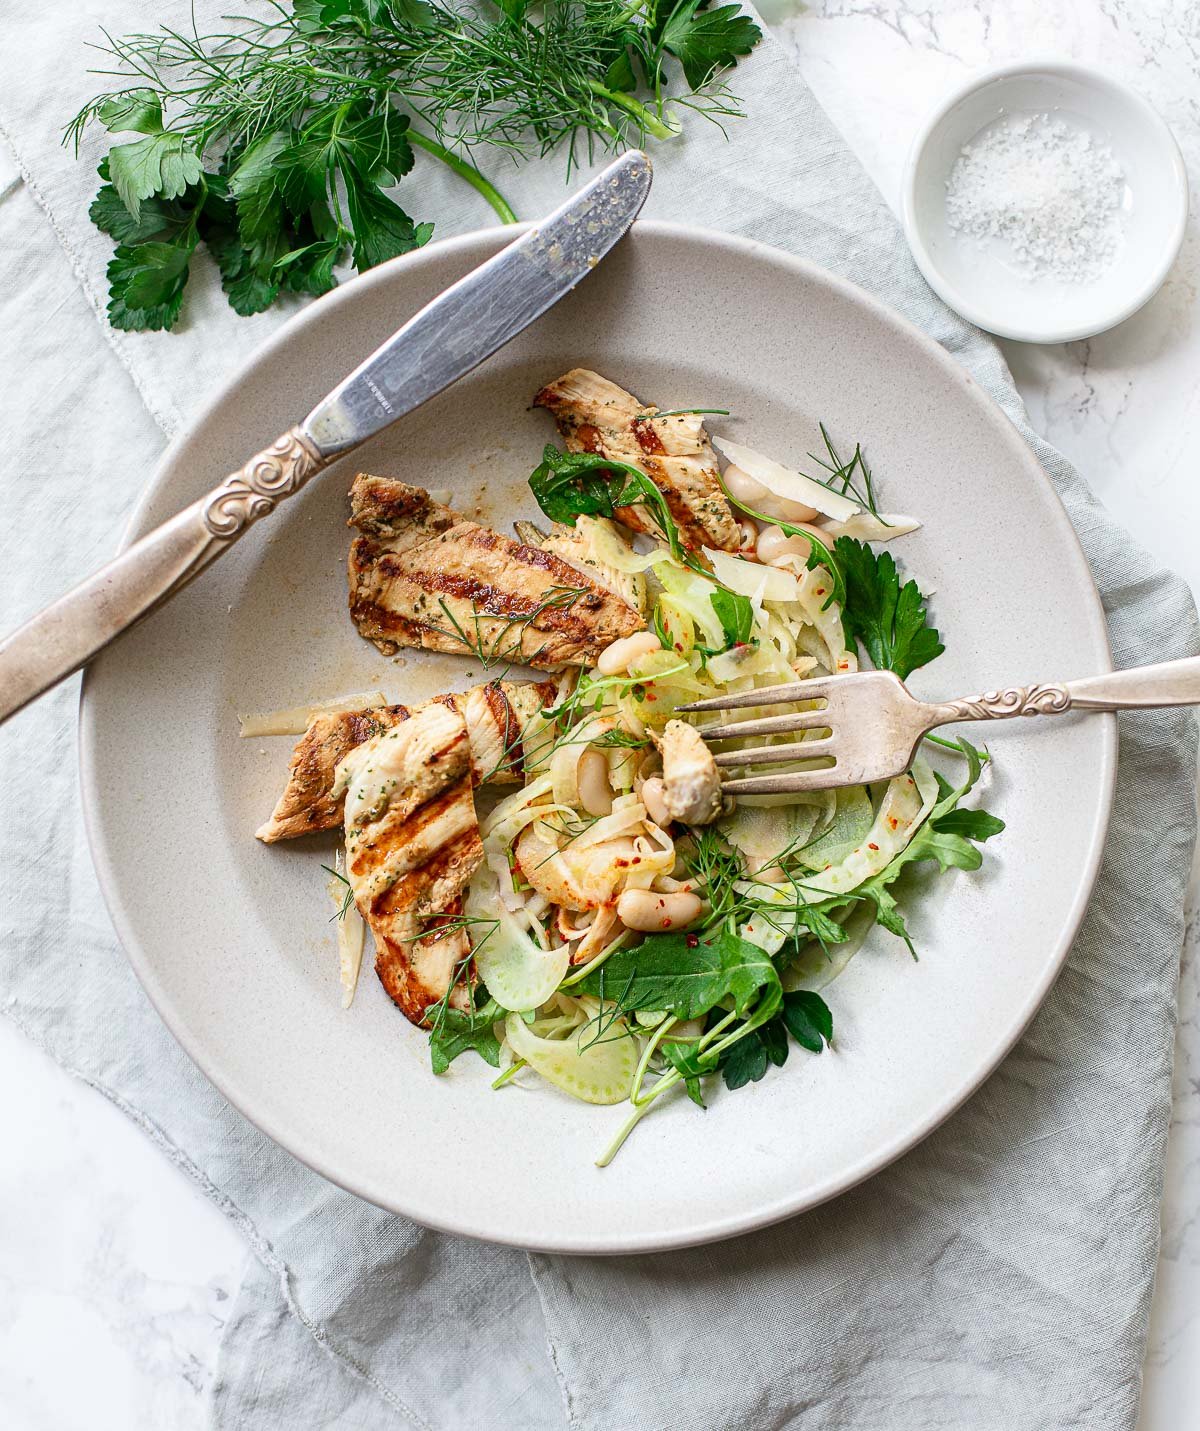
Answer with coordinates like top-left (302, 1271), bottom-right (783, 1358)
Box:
top-left (467, 872), bottom-right (569, 1013)
top-left (505, 1014), bottom-right (639, 1105)
top-left (795, 786), bottom-right (874, 871)
top-left (542, 515), bottom-right (649, 614)
top-left (239, 691), bottom-right (387, 737)
top-left (802, 763), bottom-right (939, 898)
top-left (819, 512), bottom-right (921, 543)
top-left (713, 437), bottom-right (861, 523)
top-left (327, 865), bottom-right (365, 1008)
top-left (705, 547), bottom-right (799, 603)
top-left (722, 802), bottom-right (820, 864)
top-left (785, 906), bottom-right (877, 991)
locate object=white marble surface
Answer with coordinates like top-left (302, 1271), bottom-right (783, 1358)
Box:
top-left (3, 1), bottom-right (1199, 1426)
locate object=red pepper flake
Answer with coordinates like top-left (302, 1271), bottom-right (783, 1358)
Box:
top-left (815, 588), bottom-right (826, 597)
top-left (685, 933), bottom-right (699, 947)
top-left (868, 842), bottom-right (879, 851)
top-left (887, 816), bottom-right (899, 829)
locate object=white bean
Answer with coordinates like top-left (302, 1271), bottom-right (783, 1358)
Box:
top-left (727, 468), bottom-right (821, 526)
top-left (721, 462), bottom-right (769, 508)
top-left (617, 888), bottom-right (703, 933)
top-left (596, 630), bottom-right (662, 676)
top-left (640, 775), bottom-right (672, 828)
top-left (577, 749), bottom-right (614, 817)
top-left (757, 522), bottom-right (831, 565)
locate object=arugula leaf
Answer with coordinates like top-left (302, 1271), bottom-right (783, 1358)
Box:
top-left (709, 586), bottom-right (754, 648)
top-left (834, 537), bottom-right (944, 679)
top-left (661, 1040), bottom-right (714, 1106)
top-left (840, 739), bottom-right (1003, 951)
top-left (428, 997), bottom-right (503, 1074)
top-left (577, 927), bottom-right (780, 1020)
top-left (660, 1), bottom-right (762, 90)
top-left (106, 240), bottom-right (195, 331)
top-left (527, 445), bottom-right (687, 559)
top-left (781, 990), bottom-right (833, 1052)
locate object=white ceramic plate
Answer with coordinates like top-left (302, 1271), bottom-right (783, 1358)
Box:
top-left (80, 223), bottom-right (1114, 1254)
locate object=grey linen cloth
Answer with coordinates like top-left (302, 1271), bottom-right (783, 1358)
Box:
top-left (2, 4), bottom-right (1196, 1427)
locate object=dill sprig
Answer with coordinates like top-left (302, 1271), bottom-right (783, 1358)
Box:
top-left (421, 584), bottom-right (589, 672)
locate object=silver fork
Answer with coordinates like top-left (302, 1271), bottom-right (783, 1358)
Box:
top-left (677, 659), bottom-right (1200, 795)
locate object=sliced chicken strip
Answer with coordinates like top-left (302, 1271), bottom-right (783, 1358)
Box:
top-left (347, 475), bottom-right (643, 668)
top-left (255, 678), bottom-right (556, 843)
top-left (337, 701), bottom-right (483, 1023)
top-left (533, 368), bottom-right (740, 552)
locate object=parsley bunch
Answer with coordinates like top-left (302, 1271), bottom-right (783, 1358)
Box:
top-left (66, 0), bottom-right (763, 332)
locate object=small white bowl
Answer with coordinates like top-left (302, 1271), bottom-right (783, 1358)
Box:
top-left (902, 60), bottom-right (1188, 343)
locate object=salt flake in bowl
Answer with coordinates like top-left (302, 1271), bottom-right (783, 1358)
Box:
top-left (902, 60), bottom-right (1187, 343)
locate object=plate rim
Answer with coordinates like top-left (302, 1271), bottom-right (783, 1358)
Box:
top-left (79, 219), bottom-right (1117, 1254)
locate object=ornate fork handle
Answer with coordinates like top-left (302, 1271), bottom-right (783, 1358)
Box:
top-left (0, 428), bottom-right (329, 724)
top-left (932, 684), bottom-right (1072, 723)
top-left (930, 657), bottom-right (1200, 729)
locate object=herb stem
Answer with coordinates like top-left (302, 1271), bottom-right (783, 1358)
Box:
top-left (585, 80), bottom-right (679, 142)
top-left (491, 1058), bottom-right (526, 1089)
top-left (596, 1069), bottom-right (683, 1167)
top-left (408, 128), bottom-right (519, 224)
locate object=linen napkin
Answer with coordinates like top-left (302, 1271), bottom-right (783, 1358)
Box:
top-left (1, 4), bottom-right (1196, 1427)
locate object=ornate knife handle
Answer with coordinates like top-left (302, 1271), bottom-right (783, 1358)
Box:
top-left (0, 428), bottom-right (327, 725)
top-left (930, 657), bottom-right (1200, 728)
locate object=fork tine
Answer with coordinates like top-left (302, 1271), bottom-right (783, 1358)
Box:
top-left (711, 738), bottom-right (834, 767)
top-left (720, 767), bottom-right (840, 796)
top-left (677, 677), bottom-right (841, 714)
top-left (697, 708), bottom-right (830, 742)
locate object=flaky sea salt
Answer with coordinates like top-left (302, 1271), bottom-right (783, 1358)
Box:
top-left (945, 112), bottom-right (1126, 283)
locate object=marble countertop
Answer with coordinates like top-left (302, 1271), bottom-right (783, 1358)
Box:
top-left (3, 1), bottom-right (1198, 1426)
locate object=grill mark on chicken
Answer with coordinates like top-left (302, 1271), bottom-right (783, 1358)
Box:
top-left (534, 368), bottom-right (739, 552)
top-left (484, 682), bottom-right (524, 780)
top-left (255, 678), bottom-right (555, 843)
top-left (340, 702), bottom-right (483, 1023)
top-left (347, 474), bottom-right (642, 668)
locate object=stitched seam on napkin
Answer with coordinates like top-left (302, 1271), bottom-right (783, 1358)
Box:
top-left (525, 1252), bottom-right (582, 1430)
top-left (1, 1001), bottom-right (432, 1431)
top-left (0, 120), bottom-right (176, 439)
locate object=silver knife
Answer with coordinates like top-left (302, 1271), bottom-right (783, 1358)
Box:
top-left (0, 150), bottom-right (652, 726)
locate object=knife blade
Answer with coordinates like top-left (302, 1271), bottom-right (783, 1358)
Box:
top-left (305, 149), bottom-right (652, 453)
top-left (0, 151), bottom-right (652, 726)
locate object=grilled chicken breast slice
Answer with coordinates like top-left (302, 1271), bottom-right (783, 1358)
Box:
top-left (255, 678), bottom-right (555, 843)
top-left (348, 475), bottom-right (643, 668)
top-left (338, 700), bottom-right (483, 1023)
top-left (533, 368), bottom-right (740, 552)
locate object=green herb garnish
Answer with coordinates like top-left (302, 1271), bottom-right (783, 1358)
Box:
top-left (66, 1), bottom-right (763, 331)
top-left (834, 536), bottom-right (944, 679)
